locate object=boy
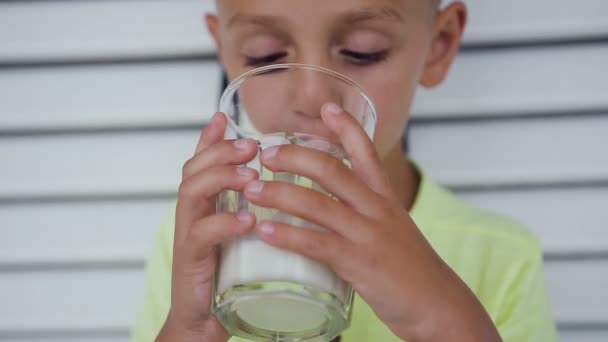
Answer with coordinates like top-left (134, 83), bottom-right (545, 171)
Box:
top-left (133, 1), bottom-right (558, 341)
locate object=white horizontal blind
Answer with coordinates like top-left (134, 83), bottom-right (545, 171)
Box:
top-left (1, 1), bottom-right (607, 341)
top-left (2, 0), bottom-right (608, 62)
top-left (2, 45), bottom-right (607, 131)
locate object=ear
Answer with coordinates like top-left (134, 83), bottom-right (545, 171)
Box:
top-left (420, 2), bottom-right (467, 88)
top-left (205, 13), bottom-right (223, 61)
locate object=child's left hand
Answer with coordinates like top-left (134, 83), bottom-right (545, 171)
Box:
top-left (242, 103), bottom-right (501, 342)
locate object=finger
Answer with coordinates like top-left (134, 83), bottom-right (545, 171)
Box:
top-left (179, 164), bottom-right (258, 209)
top-left (320, 103), bottom-right (395, 200)
top-left (183, 138), bottom-right (258, 179)
top-left (176, 165), bottom-right (258, 243)
top-left (243, 180), bottom-right (370, 240)
top-left (259, 144), bottom-right (386, 217)
top-left (195, 112), bottom-right (228, 154)
top-left (255, 220), bottom-right (355, 275)
top-left (184, 212), bottom-right (256, 260)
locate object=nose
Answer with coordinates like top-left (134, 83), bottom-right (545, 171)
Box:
top-left (287, 65), bottom-right (343, 118)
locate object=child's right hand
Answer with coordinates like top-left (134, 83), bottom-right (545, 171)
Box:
top-left (156, 112), bottom-right (259, 342)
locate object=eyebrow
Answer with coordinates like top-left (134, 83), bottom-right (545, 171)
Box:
top-left (228, 13), bottom-right (286, 29)
top-left (341, 6), bottom-right (405, 25)
top-left (227, 6), bottom-right (404, 29)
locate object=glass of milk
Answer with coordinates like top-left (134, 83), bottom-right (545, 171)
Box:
top-left (213, 63), bottom-right (377, 342)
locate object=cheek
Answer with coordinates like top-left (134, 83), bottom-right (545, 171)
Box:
top-left (237, 81), bottom-right (280, 133)
top-left (361, 65), bottom-right (420, 157)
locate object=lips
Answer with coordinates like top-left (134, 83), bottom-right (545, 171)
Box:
top-left (238, 108), bottom-right (340, 144)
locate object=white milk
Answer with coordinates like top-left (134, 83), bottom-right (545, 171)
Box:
top-left (216, 219), bottom-right (349, 301)
top-left (215, 133), bottom-right (352, 332)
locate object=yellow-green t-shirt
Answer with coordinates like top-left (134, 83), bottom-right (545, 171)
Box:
top-left (132, 170), bottom-right (558, 342)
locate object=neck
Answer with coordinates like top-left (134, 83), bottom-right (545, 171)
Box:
top-left (381, 142), bottom-right (421, 211)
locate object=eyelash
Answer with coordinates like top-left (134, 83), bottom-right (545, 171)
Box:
top-left (244, 49), bottom-right (389, 67)
top-left (245, 52), bottom-right (289, 67)
top-left (340, 49), bottom-right (389, 66)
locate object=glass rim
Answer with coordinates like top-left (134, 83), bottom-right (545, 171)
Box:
top-left (219, 63), bottom-right (378, 138)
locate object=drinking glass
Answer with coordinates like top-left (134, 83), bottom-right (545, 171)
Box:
top-left (213, 63), bottom-right (377, 342)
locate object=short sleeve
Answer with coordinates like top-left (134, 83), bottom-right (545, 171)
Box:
top-left (494, 246), bottom-right (559, 342)
top-left (131, 204), bottom-right (176, 342)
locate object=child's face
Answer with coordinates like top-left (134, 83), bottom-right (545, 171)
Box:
top-left (207, 0), bottom-right (464, 159)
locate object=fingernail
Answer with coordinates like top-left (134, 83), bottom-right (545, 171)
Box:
top-left (261, 146), bottom-right (279, 161)
top-left (245, 180), bottom-right (264, 194)
top-left (236, 166), bottom-right (255, 177)
top-left (210, 112), bottom-right (223, 125)
top-left (237, 212), bottom-right (253, 224)
top-left (234, 139), bottom-right (250, 150)
top-left (324, 103), bottom-right (342, 116)
top-left (258, 222), bottom-right (275, 235)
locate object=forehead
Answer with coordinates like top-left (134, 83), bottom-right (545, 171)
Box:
top-left (215, 0), bottom-right (428, 24)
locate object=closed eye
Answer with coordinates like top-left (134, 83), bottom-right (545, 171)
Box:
top-left (244, 52), bottom-right (288, 67)
top-left (243, 49), bottom-right (389, 67)
top-left (340, 49), bottom-right (389, 66)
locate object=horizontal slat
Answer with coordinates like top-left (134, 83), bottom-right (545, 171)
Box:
top-left (463, 0), bottom-right (608, 44)
top-left (560, 330), bottom-right (608, 342)
top-left (411, 44), bottom-right (608, 118)
top-left (9, 332), bottom-right (605, 342)
top-left (1, 339), bottom-right (127, 342)
top-left (2, 186), bottom-right (606, 268)
top-left (5, 329), bottom-right (606, 342)
top-left (458, 186), bottom-right (608, 254)
top-left (0, 1), bottom-right (216, 63)
top-left (0, 131), bottom-right (196, 198)
top-left (0, 62), bottom-right (221, 130)
top-left (1, 44), bottom-right (607, 131)
top-left (0, 260), bottom-right (604, 332)
top-left (1, 329), bottom-right (605, 342)
top-left (409, 115), bottom-right (608, 187)
top-left (0, 199), bottom-right (172, 267)
top-left (2, 0), bottom-right (608, 62)
top-left (0, 335), bottom-right (128, 342)
top-left (0, 329), bottom-right (606, 341)
top-left (1, 329), bottom-right (606, 342)
top-left (2, 114), bottom-right (606, 197)
top-left (546, 260), bottom-right (608, 322)
top-left (0, 269), bottom-right (144, 332)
